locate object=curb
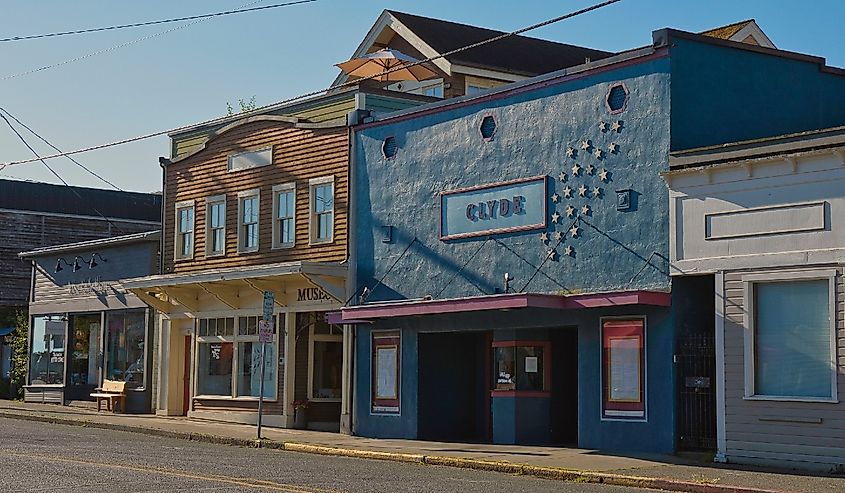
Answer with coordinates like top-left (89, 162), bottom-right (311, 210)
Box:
top-left (0, 410), bottom-right (794, 493)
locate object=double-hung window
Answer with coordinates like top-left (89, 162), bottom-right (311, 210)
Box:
top-left (195, 315), bottom-right (279, 400)
top-left (206, 195), bottom-right (226, 256)
top-left (744, 272), bottom-right (837, 401)
top-left (272, 183), bottom-right (295, 249)
top-left (175, 200), bottom-right (195, 260)
top-left (309, 176), bottom-right (334, 244)
top-left (238, 190), bottom-right (260, 253)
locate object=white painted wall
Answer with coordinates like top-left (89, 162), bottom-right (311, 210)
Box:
top-left (668, 150), bottom-right (845, 274)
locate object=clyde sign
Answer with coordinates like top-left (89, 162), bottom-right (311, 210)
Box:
top-left (440, 176), bottom-right (548, 240)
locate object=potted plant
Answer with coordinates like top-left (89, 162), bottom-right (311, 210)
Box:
top-left (292, 399), bottom-right (309, 429)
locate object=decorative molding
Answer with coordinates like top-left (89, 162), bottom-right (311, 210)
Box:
top-left (704, 201), bottom-right (826, 240)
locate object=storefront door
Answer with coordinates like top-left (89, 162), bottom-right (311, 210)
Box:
top-left (66, 314), bottom-right (102, 400)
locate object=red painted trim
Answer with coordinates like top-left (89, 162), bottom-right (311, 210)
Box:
top-left (355, 48), bottom-right (669, 131)
top-left (490, 390), bottom-right (551, 398)
top-left (438, 176), bottom-right (548, 241)
top-left (602, 319), bottom-right (646, 417)
top-left (340, 291), bottom-right (670, 322)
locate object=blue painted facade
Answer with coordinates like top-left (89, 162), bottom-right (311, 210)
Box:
top-left (349, 30), bottom-right (845, 454)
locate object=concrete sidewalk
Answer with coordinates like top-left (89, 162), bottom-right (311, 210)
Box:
top-left (0, 401), bottom-right (841, 493)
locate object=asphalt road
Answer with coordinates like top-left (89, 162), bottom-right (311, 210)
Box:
top-left (0, 417), bottom-right (657, 493)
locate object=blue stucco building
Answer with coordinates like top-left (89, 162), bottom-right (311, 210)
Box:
top-left (332, 28), bottom-right (845, 454)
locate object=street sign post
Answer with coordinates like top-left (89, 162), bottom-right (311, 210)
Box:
top-left (257, 291), bottom-right (274, 439)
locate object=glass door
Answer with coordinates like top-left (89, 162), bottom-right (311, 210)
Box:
top-left (68, 314), bottom-right (102, 399)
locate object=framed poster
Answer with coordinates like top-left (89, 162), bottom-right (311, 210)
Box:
top-left (602, 319), bottom-right (645, 419)
top-left (372, 331), bottom-right (400, 414)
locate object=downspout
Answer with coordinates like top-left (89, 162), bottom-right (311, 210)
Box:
top-left (345, 123), bottom-right (358, 435)
top-left (157, 157), bottom-right (169, 275)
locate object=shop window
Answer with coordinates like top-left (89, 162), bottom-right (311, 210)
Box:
top-left (304, 312), bottom-right (342, 401)
top-left (272, 183), bottom-right (296, 249)
top-left (105, 310), bottom-right (146, 388)
top-left (196, 315), bottom-right (278, 400)
top-left (750, 278), bottom-right (834, 400)
top-left (492, 341), bottom-right (549, 394)
top-left (29, 316), bottom-right (65, 385)
top-left (69, 314), bottom-right (101, 386)
top-left (175, 201), bottom-right (195, 260)
top-left (205, 195), bottom-right (226, 256)
top-left (372, 331), bottom-right (400, 414)
top-left (309, 177), bottom-right (334, 244)
top-left (602, 319), bottom-right (645, 419)
top-left (238, 190), bottom-right (260, 253)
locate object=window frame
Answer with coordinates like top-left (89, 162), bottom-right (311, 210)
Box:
top-left (307, 322), bottom-right (343, 403)
top-left (28, 314), bottom-right (66, 387)
top-left (272, 183), bottom-right (296, 249)
top-left (742, 269), bottom-right (838, 403)
top-left (227, 146), bottom-right (272, 172)
top-left (174, 200), bottom-right (195, 261)
top-left (490, 340), bottom-right (552, 397)
top-left (600, 317), bottom-right (647, 422)
top-left (308, 176), bottom-right (335, 245)
top-left (205, 194), bottom-right (226, 257)
top-left (237, 189), bottom-right (260, 254)
top-left (193, 314), bottom-right (279, 401)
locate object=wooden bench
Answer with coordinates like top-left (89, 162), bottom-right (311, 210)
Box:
top-left (91, 380), bottom-right (127, 413)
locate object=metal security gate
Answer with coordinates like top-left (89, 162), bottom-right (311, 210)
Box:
top-left (677, 332), bottom-right (716, 451)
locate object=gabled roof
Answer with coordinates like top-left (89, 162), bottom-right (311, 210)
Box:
top-left (386, 10), bottom-right (613, 77)
top-left (700, 19), bottom-right (775, 48)
top-left (332, 10), bottom-right (612, 87)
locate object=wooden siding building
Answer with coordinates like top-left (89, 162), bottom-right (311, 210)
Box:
top-left (123, 87), bottom-right (431, 433)
top-left (667, 127), bottom-right (845, 471)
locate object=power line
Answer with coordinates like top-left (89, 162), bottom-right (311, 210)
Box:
top-left (0, 0), bottom-right (316, 43)
top-left (0, 0), bottom-right (314, 81)
top-left (0, 112), bottom-right (126, 234)
top-left (0, 0), bottom-right (623, 167)
top-left (0, 107), bottom-right (122, 190)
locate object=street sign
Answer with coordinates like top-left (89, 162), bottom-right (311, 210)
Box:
top-left (258, 320), bottom-right (273, 344)
top-left (262, 291), bottom-right (274, 322)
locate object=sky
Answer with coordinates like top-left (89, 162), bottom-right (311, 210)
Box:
top-left (2, 0), bottom-right (844, 193)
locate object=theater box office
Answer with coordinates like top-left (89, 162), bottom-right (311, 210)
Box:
top-left (19, 232), bottom-right (160, 412)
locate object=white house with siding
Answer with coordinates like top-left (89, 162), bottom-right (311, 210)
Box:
top-left (665, 127), bottom-right (845, 471)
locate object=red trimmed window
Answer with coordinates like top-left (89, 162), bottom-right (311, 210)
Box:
top-left (491, 340), bottom-right (551, 397)
top-left (602, 319), bottom-right (645, 419)
top-left (372, 331), bottom-right (400, 414)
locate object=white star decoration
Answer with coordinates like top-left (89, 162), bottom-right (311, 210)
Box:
top-left (569, 225), bottom-right (580, 238)
top-left (580, 139), bottom-right (591, 151)
top-left (608, 142), bottom-right (618, 153)
top-left (578, 184), bottom-right (587, 197)
top-left (539, 231), bottom-right (549, 242)
top-left (554, 231), bottom-right (563, 241)
top-left (592, 186), bottom-right (602, 198)
top-left (565, 147), bottom-right (575, 158)
top-left (593, 148), bottom-right (603, 159)
top-left (598, 121), bottom-right (608, 132)
top-left (581, 204), bottom-right (591, 215)
top-left (562, 185), bottom-right (573, 198)
top-left (551, 193), bottom-right (560, 203)
top-left (547, 248), bottom-right (558, 261)
top-left (571, 163), bottom-right (581, 176)
top-left (565, 205), bottom-right (575, 218)
top-left (586, 164), bottom-right (595, 175)
top-left (558, 171), bottom-right (567, 182)
top-left (563, 245), bottom-right (573, 257)
top-left (599, 168), bottom-right (609, 182)
top-left (551, 211), bottom-right (561, 224)
top-left (611, 120), bottom-right (622, 132)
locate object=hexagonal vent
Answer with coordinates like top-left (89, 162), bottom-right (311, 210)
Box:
top-left (479, 115), bottom-right (496, 140)
top-left (382, 136), bottom-right (398, 159)
top-left (607, 84), bottom-right (628, 113)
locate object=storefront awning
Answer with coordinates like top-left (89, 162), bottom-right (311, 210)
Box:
top-left (328, 290), bottom-right (670, 324)
top-left (121, 261), bottom-right (347, 314)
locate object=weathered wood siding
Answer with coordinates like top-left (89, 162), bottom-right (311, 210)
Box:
top-left (0, 212), bottom-right (158, 307)
top-left (722, 266), bottom-right (845, 467)
top-left (162, 119), bottom-right (349, 274)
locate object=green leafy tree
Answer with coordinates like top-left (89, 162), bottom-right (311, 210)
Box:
top-left (226, 96), bottom-right (257, 116)
top-left (3, 310), bottom-right (29, 399)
